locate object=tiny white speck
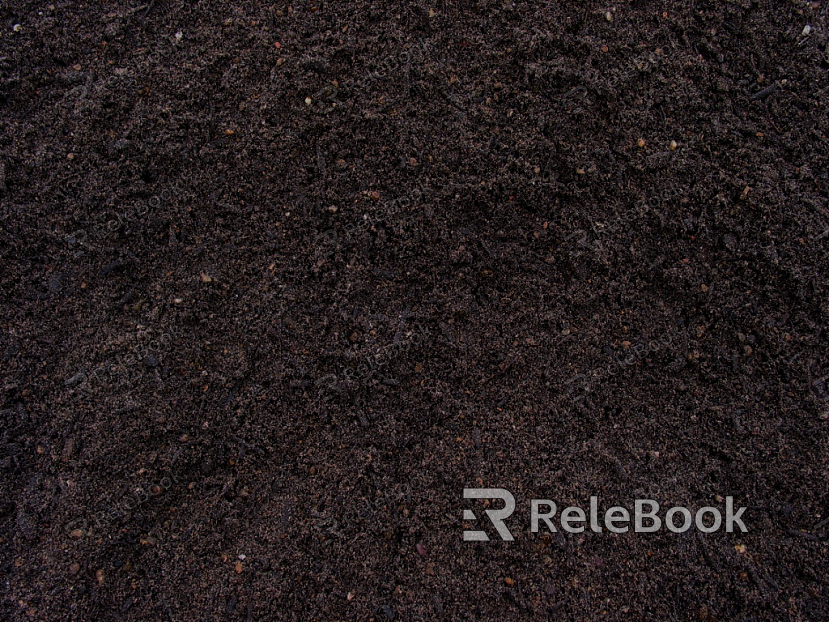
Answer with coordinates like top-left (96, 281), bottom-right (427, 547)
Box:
top-left (305, 97), bottom-right (312, 105)
top-left (238, 554), bottom-right (246, 560)
top-left (12, 24), bottom-right (21, 32)
top-left (175, 31), bottom-right (183, 40)
top-left (802, 24), bottom-right (811, 36)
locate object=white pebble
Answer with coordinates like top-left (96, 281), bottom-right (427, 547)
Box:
top-left (175, 31), bottom-right (183, 41)
top-left (12, 24), bottom-right (21, 32)
top-left (802, 24), bottom-right (812, 36)
top-left (305, 97), bottom-right (312, 105)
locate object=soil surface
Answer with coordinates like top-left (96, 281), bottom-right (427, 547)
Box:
top-left (2, 0), bottom-right (829, 620)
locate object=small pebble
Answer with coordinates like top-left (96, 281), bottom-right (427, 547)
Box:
top-left (637, 138), bottom-right (646, 148)
top-left (416, 543), bottom-right (428, 557)
top-left (670, 140), bottom-right (678, 150)
top-left (802, 24), bottom-right (812, 36)
top-left (305, 97), bottom-right (312, 105)
top-left (12, 24), bottom-right (21, 32)
top-left (175, 31), bottom-right (183, 41)
top-left (605, 11), bottom-right (612, 21)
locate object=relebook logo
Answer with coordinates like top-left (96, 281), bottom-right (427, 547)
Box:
top-left (462, 488), bottom-right (748, 541)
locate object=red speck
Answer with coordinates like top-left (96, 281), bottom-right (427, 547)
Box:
top-left (274, 42), bottom-right (281, 49)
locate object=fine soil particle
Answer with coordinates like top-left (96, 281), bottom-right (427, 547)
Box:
top-left (1, 1), bottom-right (829, 620)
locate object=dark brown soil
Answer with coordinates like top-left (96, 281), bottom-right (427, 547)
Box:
top-left (2, 0), bottom-right (829, 620)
